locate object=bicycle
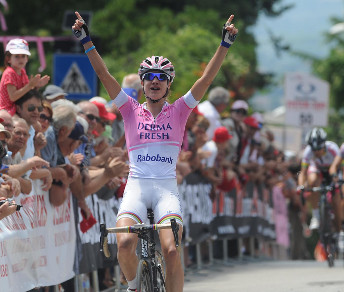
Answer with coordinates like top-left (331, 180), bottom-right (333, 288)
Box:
top-left (100, 209), bottom-right (180, 292)
top-left (298, 180), bottom-right (343, 267)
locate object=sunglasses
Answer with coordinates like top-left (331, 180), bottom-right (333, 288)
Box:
top-left (40, 114), bottom-right (53, 123)
top-left (99, 120), bottom-right (110, 127)
top-left (86, 113), bottom-right (100, 122)
top-left (142, 72), bottom-right (170, 82)
top-left (28, 105), bottom-right (43, 112)
top-left (232, 109), bottom-right (247, 115)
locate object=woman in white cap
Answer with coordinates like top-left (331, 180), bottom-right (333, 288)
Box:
top-left (0, 38), bottom-right (50, 116)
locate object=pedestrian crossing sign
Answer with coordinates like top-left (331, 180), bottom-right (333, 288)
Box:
top-left (53, 53), bottom-right (97, 100)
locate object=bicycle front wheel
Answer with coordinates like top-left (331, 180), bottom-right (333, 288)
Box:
top-left (155, 251), bottom-right (166, 292)
top-left (137, 259), bottom-right (153, 292)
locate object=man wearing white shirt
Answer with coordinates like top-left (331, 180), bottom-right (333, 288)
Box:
top-left (198, 87), bottom-right (230, 140)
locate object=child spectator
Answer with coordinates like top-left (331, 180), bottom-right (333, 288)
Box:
top-left (0, 38), bottom-right (50, 116)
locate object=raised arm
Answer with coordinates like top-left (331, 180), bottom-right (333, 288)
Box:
top-left (72, 11), bottom-right (121, 100)
top-left (191, 14), bottom-right (238, 101)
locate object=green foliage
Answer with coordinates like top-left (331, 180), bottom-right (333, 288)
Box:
top-left (1, 0), bottom-right (288, 103)
top-left (324, 110), bottom-right (344, 146)
top-left (311, 17), bottom-right (344, 144)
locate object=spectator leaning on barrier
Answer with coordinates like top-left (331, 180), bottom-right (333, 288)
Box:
top-left (201, 126), bottom-right (233, 193)
top-left (4, 117), bottom-right (49, 194)
top-left (222, 99), bottom-right (248, 165)
top-left (41, 104), bottom-right (78, 206)
top-left (239, 115), bottom-right (261, 183)
top-left (43, 84), bottom-right (67, 104)
top-left (198, 86), bottom-right (230, 140)
top-left (15, 89), bottom-right (52, 191)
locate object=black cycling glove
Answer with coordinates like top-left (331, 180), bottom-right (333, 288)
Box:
top-left (221, 23), bottom-right (237, 48)
top-left (72, 19), bottom-right (91, 45)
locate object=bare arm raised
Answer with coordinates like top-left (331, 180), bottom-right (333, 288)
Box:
top-left (72, 11), bottom-right (121, 100)
top-left (191, 15), bottom-right (238, 101)
top-left (72, 11), bottom-right (238, 102)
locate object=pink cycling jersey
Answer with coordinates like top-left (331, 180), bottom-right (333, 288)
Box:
top-left (113, 89), bottom-right (199, 179)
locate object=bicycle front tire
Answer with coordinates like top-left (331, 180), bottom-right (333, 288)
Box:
top-left (155, 251), bottom-right (166, 292)
top-left (137, 259), bottom-right (153, 292)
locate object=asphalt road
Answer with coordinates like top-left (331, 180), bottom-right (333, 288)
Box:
top-left (183, 259), bottom-right (344, 292)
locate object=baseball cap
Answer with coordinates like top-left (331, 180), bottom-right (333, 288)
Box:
top-left (43, 85), bottom-right (67, 100)
top-left (244, 116), bottom-right (260, 129)
top-left (6, 39), bottom-right (31, 56)
top-left (231, 100), bottom-right (249, 110)
top-left (68, 121), bottom-right (88, 143)
top-left (0, 123), bottom-right (11, 139)
top-left (213, 126), bottom-right (232, 143)
top-left (91, 101), bottom-right (116, 121)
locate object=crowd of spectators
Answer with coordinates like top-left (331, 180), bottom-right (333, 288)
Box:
top-left (0, 38), bottom-right (310, 291)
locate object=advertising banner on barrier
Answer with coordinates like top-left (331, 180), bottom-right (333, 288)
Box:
top-left (0, 180), bottom-right (75, 292)
top-left (77, 193), bottom-right (121, 274)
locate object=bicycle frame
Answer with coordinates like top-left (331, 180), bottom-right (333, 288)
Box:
top-left (300, 180), bottom-right (343, 267)
top-left (100, 209), bottom-right (179, 291)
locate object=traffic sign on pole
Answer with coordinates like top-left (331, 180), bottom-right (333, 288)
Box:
top-left (53, 53), bottom-right (97, 100)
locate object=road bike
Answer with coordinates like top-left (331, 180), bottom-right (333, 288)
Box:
top-left (298, 180), bottom-right (343, 267)
top-left (100, 209), bottom-right (179, 292)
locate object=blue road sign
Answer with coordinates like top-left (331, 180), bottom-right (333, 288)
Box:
top-left (53, 53), bottom-right (97, 100)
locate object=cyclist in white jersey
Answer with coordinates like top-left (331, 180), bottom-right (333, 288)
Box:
top-left (73, 11), bottom-right (238, 292)
top-left (329, 142), bottom-right (344, 235)
top-left (298, 127), bottom-right (341, 231)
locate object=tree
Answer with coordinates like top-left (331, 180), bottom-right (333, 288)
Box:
top-left (1, 0), bottom-right (290, 102)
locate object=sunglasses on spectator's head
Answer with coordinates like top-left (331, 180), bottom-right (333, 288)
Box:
top-left (86, 113), bottom-right (100, 122)
top-left (232, 108), bottom-right (247, 115)
top-left (142, 72), bottom-right (170, 82)
top-left (39, 113), bottom-right (53, 123)
top-left (28, 105), bottom-right (43, 112)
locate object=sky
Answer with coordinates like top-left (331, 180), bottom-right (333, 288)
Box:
top-left (250, 0), bottom-right (344, 112)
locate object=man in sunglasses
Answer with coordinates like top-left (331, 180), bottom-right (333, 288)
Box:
top-left (15, 89), bottom-right (52, 191)
top-left (198, 86), bottom-right (230, 141)
top-left (298, 127), bottom-right (342, 232)
top-left (15, 89), bottom-right (45, 159)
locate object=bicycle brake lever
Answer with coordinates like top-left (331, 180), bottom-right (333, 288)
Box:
top-left (170, 219), bottom-right (179, 248)
top-left (100, 223), bottom-right (111, 258)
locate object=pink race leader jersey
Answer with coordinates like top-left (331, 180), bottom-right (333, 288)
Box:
top-left (114, 90), bottom-right (199, 179)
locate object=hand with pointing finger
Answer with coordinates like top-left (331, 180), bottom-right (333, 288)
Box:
top-left (72, 11), bottom-right (91, 44)
top-left (221, 14), bottom-right (238, 48)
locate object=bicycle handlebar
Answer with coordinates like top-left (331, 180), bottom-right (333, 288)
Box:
top-left (106, 222), bottom-right (173, 233)
top-left (100, 219), bottom-right (179, 258)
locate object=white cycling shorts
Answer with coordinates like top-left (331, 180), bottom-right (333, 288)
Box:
top-left (117, 177), bottom-right (183, 225)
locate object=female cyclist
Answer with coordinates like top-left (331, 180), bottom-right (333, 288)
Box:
top-left (72, 11), bottom-right (238, 292)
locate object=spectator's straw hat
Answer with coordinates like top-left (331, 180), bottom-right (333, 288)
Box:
top-left (6, 39), bottom-right (31, 56)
